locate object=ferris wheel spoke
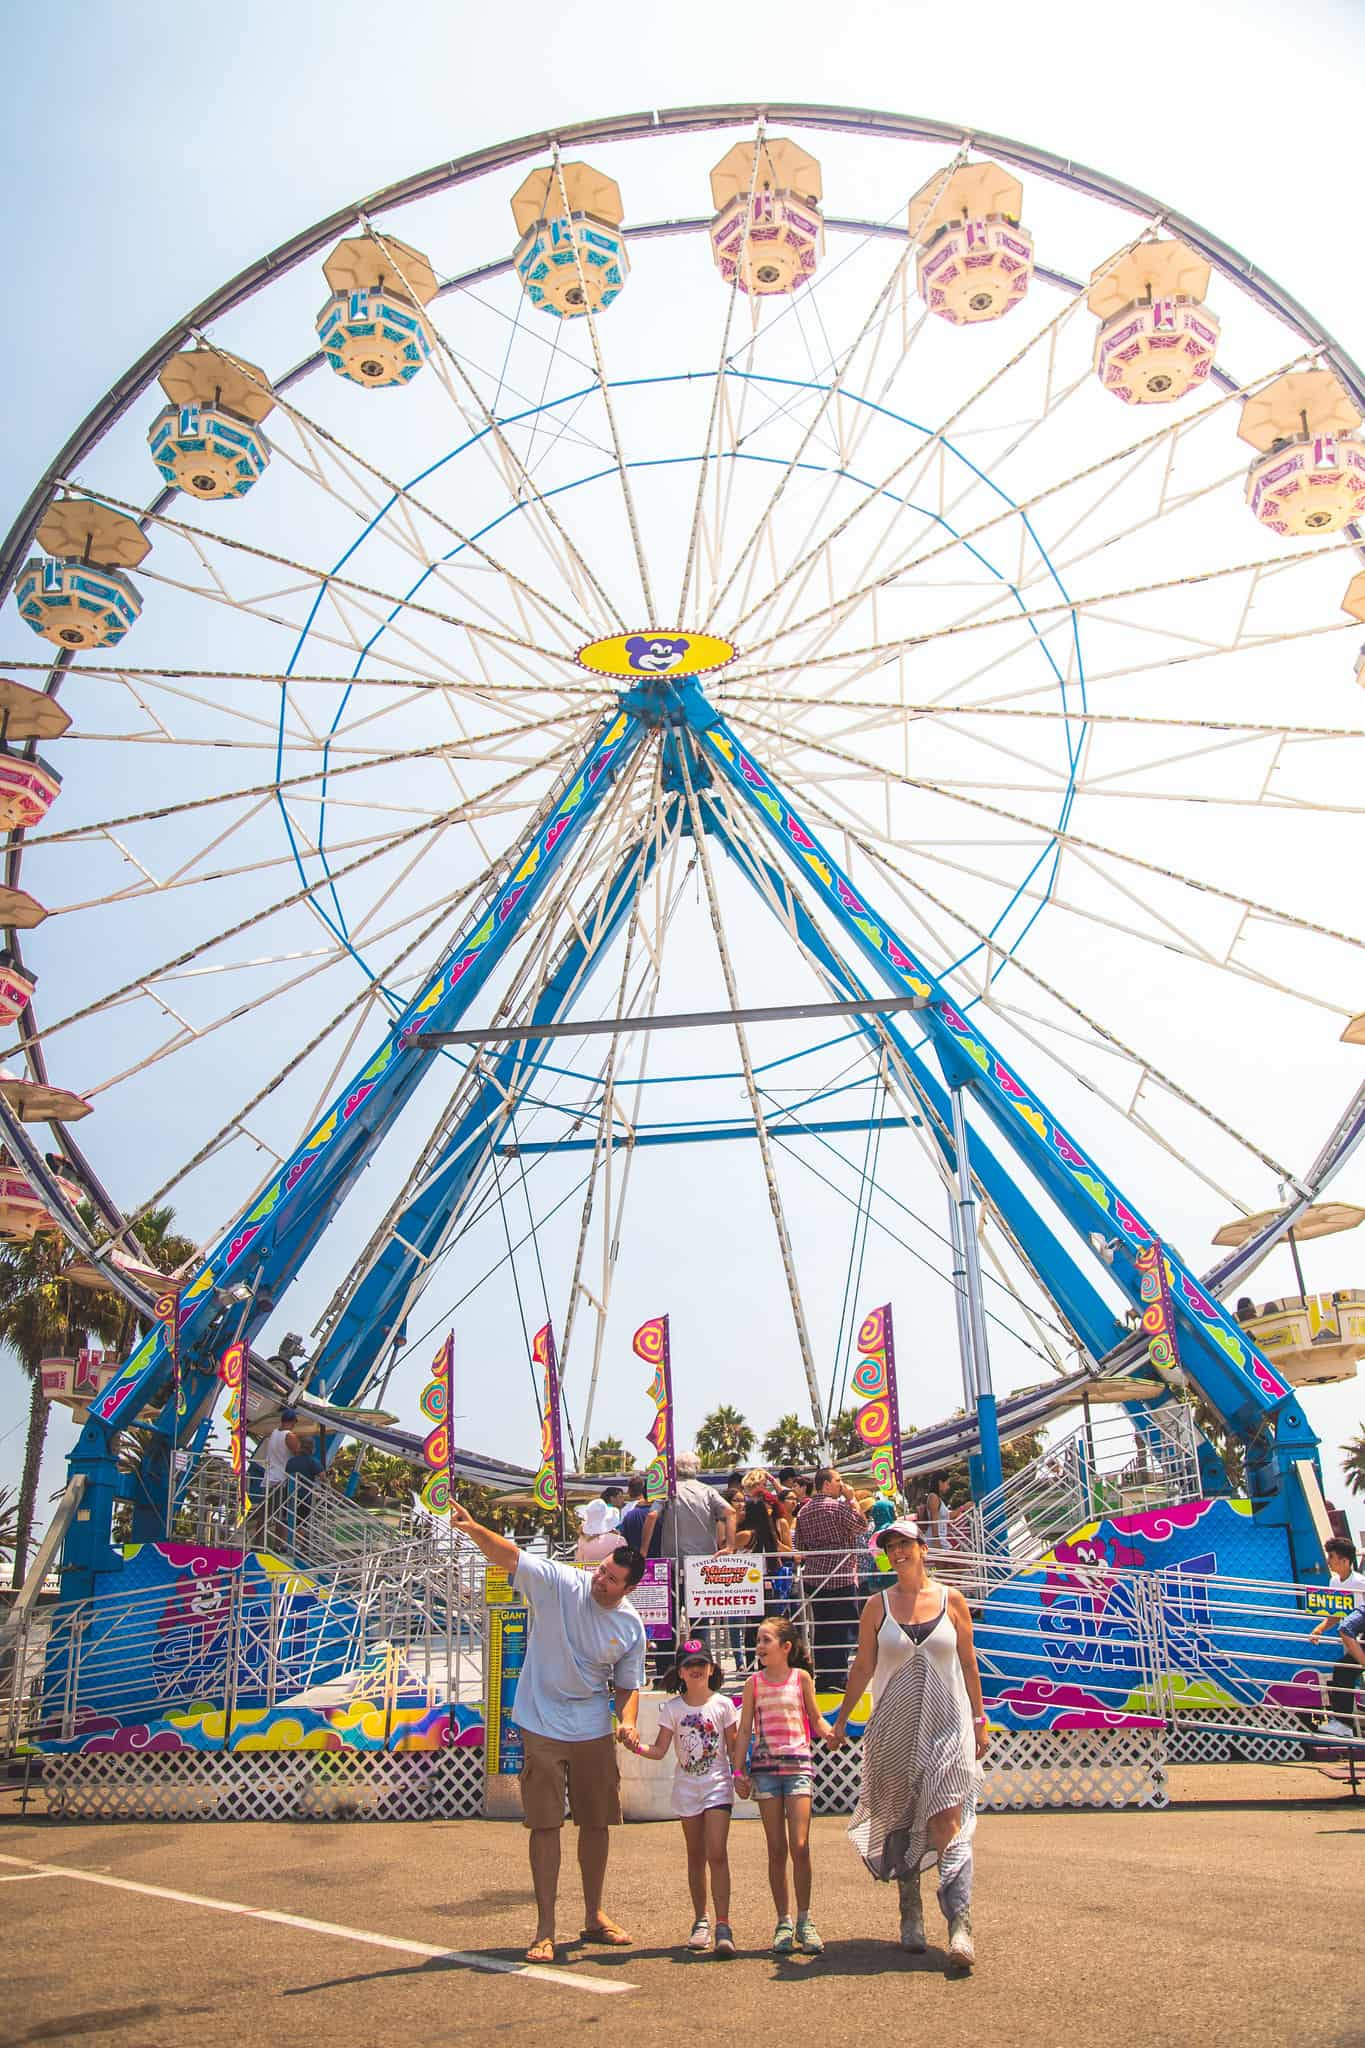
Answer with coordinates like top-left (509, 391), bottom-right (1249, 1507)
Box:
top-left (731, 706), bottom-right (1365, 963)
top-left (888, 831), bottom-right (1356, 1031)
top-left (717, 687), bottom-right (1365, 748)
top-left (839, 817), bottom-right (1305, 1184)
top-left (65, 481), bottom-right (583, 678)
top-left (678, 134), bottom-right (777, 624)
top-left (724, 222), bottom-right (1162, 649)
top-left (559, 757), bottom-right (675, 1432)
top-left (703, 157), bottom-right (976, 488)
top-left (1, 738), bottom-right (585, 1071)
top-left (702, 230), bottom-right (917, 632)
top-left (95, 776), bottom-right (565, 1258)
top-left (356, 218), bottom-right (629, 636)
top-left (728, 291), bottom-right (1094, 648)
top-left (256, 382), bottom-right (601, 651)
top-left (729, 340), bottom-right (1314, 668)
top-left (544, 149), bottom-right (656, 623)
top-left (718, 524), bottom-right (1364, 699)
top-left (721, 759), bottom-right (1327, 1207)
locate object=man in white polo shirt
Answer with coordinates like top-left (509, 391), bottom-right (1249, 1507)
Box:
top-left (449, 1499), bottom-right (646, 1964)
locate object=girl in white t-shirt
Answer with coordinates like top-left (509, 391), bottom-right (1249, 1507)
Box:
top-left (618, 1636), bottom-right (740, 1956)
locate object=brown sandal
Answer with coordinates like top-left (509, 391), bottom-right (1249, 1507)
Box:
top-left (579, 1921), bottom-right (633, 1947)
top-left (525, 1936), bottom-right (557, 1964)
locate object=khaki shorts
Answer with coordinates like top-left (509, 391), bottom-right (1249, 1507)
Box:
top-left (519, 1728), bottom-right (622, 1831)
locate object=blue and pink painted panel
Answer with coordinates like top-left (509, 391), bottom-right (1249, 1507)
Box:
top-left (979, 1497), bottom-right (1336, 1733)
top-left (33, 1539), bottom-right (482, 1756)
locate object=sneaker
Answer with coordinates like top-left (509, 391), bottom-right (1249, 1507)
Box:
top-left (772, 1917), bottom-right (796, 1954)
top-left (713, 1922), bottom-right (736, 1958)
top-left (898, 1872), bottom-right (926, 1953)
top-left (795, 1914), bottom-right (824, 1954)
top-left (947, 1909), bottom-right (975, 1971)
top-left (687, 1917), bottom-right (711, 1951)
top-left (1319, 1718), bottom-right (1354, 1739)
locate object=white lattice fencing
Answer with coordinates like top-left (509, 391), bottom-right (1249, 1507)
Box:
top-left (810, 1725), bottom-right (1166, 1815)
top-left (42, 1746), bottom-right (486, 1822)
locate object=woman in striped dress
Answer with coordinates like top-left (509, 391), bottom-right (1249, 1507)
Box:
top-left (828, 1517), bottom-right (988, 1969)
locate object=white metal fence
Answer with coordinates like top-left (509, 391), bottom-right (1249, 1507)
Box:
top-left (5, 1531), bottom-right (1358, 1785)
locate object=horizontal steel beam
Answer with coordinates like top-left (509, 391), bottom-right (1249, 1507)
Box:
top-left (415, 992), bottom-right (930, 1049)
top-left (498, 1114), bottom-right (915, 1156)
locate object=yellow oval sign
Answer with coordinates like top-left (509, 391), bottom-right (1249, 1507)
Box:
top-left (576, 629), bottom-right (738, 680)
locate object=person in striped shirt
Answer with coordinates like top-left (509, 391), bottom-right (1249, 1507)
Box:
top-left (733, 1616), bottom-right (834, 1955)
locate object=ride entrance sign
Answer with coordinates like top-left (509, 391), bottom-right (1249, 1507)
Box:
top-left (685, 1553), bottom-right (764, 1622)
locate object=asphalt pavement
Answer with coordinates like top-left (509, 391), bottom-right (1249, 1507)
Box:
top-left (0, 1764), bottom-right (1360, 2048)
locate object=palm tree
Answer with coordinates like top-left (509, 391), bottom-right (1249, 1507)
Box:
top-left (0, 1199), bottom-right (199, 1588)
top-left (828, 1407), bottom-right (865, 1461)
top-left (1343, 1427), bottom-right (1365, 1499)
top-left (0, 1486), bottom-right (18, 1561)
top-left (584, 1436), bottom-right (629, 1474)
top-left (760, 1413), bottom-right (821, 1467)
top-left (695, 1405), bottom-right (754, 1467)
top-left (0, 1229), bottom-right (124, 1588)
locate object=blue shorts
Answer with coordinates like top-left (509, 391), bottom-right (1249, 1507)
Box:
top-left (751, 1769), bottom-right (814, 1801)
top-left (1342, 1609), bottom-right (1365, 1643)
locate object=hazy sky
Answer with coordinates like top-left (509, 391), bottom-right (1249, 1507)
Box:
top-left (2, 0), bottom-right (1363, 1538)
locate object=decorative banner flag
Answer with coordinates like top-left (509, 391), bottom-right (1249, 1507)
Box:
top-left (853, 1302), bottom-right (904, 1496)
top-left (420, 1331), bottom-right (455, 1516)
top-left (218, 1340), bottom-right (249, 1522)
top-left (1136, 1241), bottom-right (1182, 1375)
top-left (154, 1289), bottom-right (183, 1419)
top-left (531, 1321), bottom-right (565, 1512)
top-left (634, 1314), bottom-right (675, 1503)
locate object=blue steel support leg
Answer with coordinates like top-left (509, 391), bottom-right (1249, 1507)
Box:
top-left (700, 792), bottom-right (1126, 1366)
top-left (62, 707), bottom-right (646, 1596)
top-left (694, 708), bottom-right (1325, 1581)
top-left (950, 1081), bottom-right (1005, 1531)
top-left (306, 806), bottom-right (677, 1411)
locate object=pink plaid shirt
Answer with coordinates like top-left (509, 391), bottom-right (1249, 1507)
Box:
top-left (794, 1495), bottom-right (867, 1595)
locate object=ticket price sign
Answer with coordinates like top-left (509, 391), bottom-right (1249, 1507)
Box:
top-left (483, 1568), bottom-right (528, 1784)
top-left (684, 1553), bottom-right (765, 1622)
top-left (633, 1558), bottom-right (673, 1640)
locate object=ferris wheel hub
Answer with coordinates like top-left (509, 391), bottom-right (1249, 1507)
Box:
top-left (576, 628), bottom-right (738, 680)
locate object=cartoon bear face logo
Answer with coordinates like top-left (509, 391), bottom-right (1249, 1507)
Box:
top-left (624, 634), bottom-right (690, 674)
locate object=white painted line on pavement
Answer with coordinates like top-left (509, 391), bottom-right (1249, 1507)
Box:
top-left (0, 1853), bottom-right (635, 1995)
top-left (0, 1870), bottom-right (63, 1882)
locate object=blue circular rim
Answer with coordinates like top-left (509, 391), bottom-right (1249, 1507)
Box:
top-left (278, 364), bottom-right (1085, 1011)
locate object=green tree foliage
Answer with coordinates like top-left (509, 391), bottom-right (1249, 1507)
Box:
top-left (1188, 1392), bottom-right (1246, 1491)
top-left (583, 1436), bottom-right (630, 1473)
top-left (828, 1407), bottom-right (866, 1461)
top-left (695, 1405), bottom-right (755, 1467)
top-left (934, 1428), bottom-right (1045, 1509)
top-left (760, 1413), bottom-right (821, 1468)
top-left (1342, 1426), bottom-right (1365, 1499)
top-left (0, 1200), bottom-right (199, 1587)
top-left (0, 1230), bottom-right (123, 1588)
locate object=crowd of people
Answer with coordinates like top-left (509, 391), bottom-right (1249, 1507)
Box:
top-left (572, 1457), bottom-right (960, 1684)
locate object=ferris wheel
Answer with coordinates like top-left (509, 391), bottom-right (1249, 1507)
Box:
top-left (3, 105), bottom-right (1364, 1532)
